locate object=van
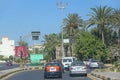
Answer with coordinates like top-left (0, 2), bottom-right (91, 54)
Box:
top-left (62, 57), bottom-right (77, 71)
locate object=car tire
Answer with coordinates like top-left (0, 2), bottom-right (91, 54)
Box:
top-left (44, 75), bottom-right (47, 79)
top-left (69, 74), bottom-right (72, 77)
top-left (59, 75), bottom-right (62, 78)
top-left (84, 74), bottom-right (87, 76)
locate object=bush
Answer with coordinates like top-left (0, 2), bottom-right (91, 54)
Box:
top-left (14, 58), bottom-right (21, 63)
top-left (113, 60), bottom-right (120, 72)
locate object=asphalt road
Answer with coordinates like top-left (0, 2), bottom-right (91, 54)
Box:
top-left (0, 63), bottom-right (19, 70)
top-left (6, 70), bottom-right (92, 80)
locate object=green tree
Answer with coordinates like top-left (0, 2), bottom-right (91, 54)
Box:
top-left (112, 9), bottom-right (120, 55)
top-left (63, 13), bottom-right (83, 56)
top-left (43, 33), bottom-right (60, 60)
top-left (91, 27), bottom-right (117, 46)
top-left (0, 55), bottom-right (4, 60)
top-left (74, 32), bottom-right (110, 62)
top-left (88, 6), bottom-right (113, 44)
top-left (9, 55), bottom-right (14, 61)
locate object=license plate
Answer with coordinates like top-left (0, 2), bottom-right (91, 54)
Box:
top-left (50, 67), bottom-right (56, 72)
top-left (76, 67), bottom-right (81, 70)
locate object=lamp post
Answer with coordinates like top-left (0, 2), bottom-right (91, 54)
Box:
top-left (57, 2), bottom-right (67, 58)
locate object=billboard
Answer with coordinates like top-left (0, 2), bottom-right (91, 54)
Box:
top-left (30, 54), bottom-right (43, 66)
top-left (15, 46), bottom-right (27, 58)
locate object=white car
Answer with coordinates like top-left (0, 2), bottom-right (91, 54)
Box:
top-left (62, 57), bottom-right (77, 71)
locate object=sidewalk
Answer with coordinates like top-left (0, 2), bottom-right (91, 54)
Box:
top-left (90, 70), bottom-right (120, 80)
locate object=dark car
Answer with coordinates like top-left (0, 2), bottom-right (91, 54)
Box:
top-left (52, 59), bottom-right (65, 73)
top-left (44, 62), bottom-right (62, 79)
top-left (6, 61), bottom-right (13, 66)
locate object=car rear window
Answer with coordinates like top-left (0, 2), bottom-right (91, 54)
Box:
top-left (71, 61), bottom-right (85, 66)
top-left (92, 60), bottom-right (99, 62)
top-left (45, 63), bottom-right (59, 67)
top-left (63, 59), bottom-right (72, 62)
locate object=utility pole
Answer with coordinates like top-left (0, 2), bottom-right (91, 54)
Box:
top-left (19, 36), bottom-right (23, 67)
top-left (57, 2), bottom-right (67, 58)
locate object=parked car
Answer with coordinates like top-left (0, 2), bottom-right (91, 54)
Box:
top-left (69, 61), bottom-right (87, 77)
top-left (6, 61), bottom-right (13, 66)
top-left (89, 60), bottom-right (104, 69)
top-left (62, 57), bottom-right (77, 71)
top-left (44, 62), bottom-right (62, 79)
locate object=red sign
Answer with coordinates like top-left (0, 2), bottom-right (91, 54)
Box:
top-left (15, 46), bottom-right (27, 57)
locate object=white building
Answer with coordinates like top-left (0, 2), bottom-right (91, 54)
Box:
top-left (0, 36), bottom-right (15, 58)
top-left (28, 44), bottom-right (45, 54)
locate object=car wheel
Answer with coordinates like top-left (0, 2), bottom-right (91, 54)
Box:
top-left (44, 75), bottom-right (47, 79)
top-left (69, 74), bottom-right (72, 77)
top-left (84, 74), bottom-right (87, 76)
top-left (59, 75), bottom-right (62, 78)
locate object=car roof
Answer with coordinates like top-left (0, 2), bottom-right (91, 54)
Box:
top-left (62, 57), bottom-right (76, 59)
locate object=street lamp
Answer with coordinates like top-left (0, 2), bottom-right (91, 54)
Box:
top-left (57, 2), bottom-right (67, 58)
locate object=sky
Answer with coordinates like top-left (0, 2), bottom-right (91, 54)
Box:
top-left (0, 0), bottom-right (120, 46)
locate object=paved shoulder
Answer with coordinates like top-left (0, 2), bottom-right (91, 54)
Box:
top-left (91, 70), bottom-right (120, 80)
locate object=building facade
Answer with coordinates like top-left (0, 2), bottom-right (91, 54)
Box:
top-left (0, 36), bottom-right (15, 58)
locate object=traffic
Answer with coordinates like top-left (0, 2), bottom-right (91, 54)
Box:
top-left (0, 57), bottom-right (103, 80)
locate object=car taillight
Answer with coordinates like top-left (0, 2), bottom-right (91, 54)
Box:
top-left (59, 66), bottom-right (61, 71)
top-left (45, 67), bottom-right (50, 72)
top-left (70, 67), bottom-right (74, 70)
top-left (83, 66), bottom-right (87, 69)
top-left (56, 66), bottom-right (61, 72)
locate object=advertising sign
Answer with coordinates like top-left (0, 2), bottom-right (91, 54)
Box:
top-left (63, 39), bottom-right (69, 43)
top-left (15, 46), bottom-right (27, 58)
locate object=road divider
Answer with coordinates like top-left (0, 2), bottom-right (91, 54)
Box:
top-left (0, 66), bottom-right (43, 79)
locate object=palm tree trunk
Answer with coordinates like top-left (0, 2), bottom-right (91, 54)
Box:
top-left (101, 30), bottom-right (105, 44)
top-left (118, 28), bottom-right (120, 59)
top-left (101, 25), bottom-right (105, 44)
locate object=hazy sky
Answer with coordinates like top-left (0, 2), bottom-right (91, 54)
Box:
top-left (0, 0), bottom-right (120, 46)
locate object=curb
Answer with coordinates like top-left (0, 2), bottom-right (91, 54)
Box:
top-left (0, 66), bottom-right (43, 79)
top-left (0, 68), bottom-right (23, 79)
top-left (87, 73), bottom-right (101, 80)
top-left (24, 66), bottom-right (43, 70)
top-left (90, 72), bottom-right (117, 80)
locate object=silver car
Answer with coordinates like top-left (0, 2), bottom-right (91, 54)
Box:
top-left (69, 61), bottom-right (87, 76)
top-left (89, 60), bottom-right (104, 69)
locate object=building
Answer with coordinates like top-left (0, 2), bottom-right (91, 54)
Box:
top-left (28, 44), bottom-right (45, 54)
top-left (0, 36), bottom-right (15, 58)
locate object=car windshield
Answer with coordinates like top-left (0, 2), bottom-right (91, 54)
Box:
top-left (71, 61), bottom-right (85, 66)
top-left (63, 59), bottom-right (72, 62)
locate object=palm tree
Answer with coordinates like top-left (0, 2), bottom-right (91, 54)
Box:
top-left (112, 9), bottom-right (120, 56)
top-left (88, 6), bottom-right (113, 44)
top-left (63, 13), bottom-right (83, 56)
top-left (64, 13), bottom-right (83, 36)
top-left (44, 34), bottom-right (60, 60)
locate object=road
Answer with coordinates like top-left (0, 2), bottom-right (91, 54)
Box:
top-left (6, 70), bottom-right (92, 80)
top-left (0, 63), bottom-right (19, 70)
